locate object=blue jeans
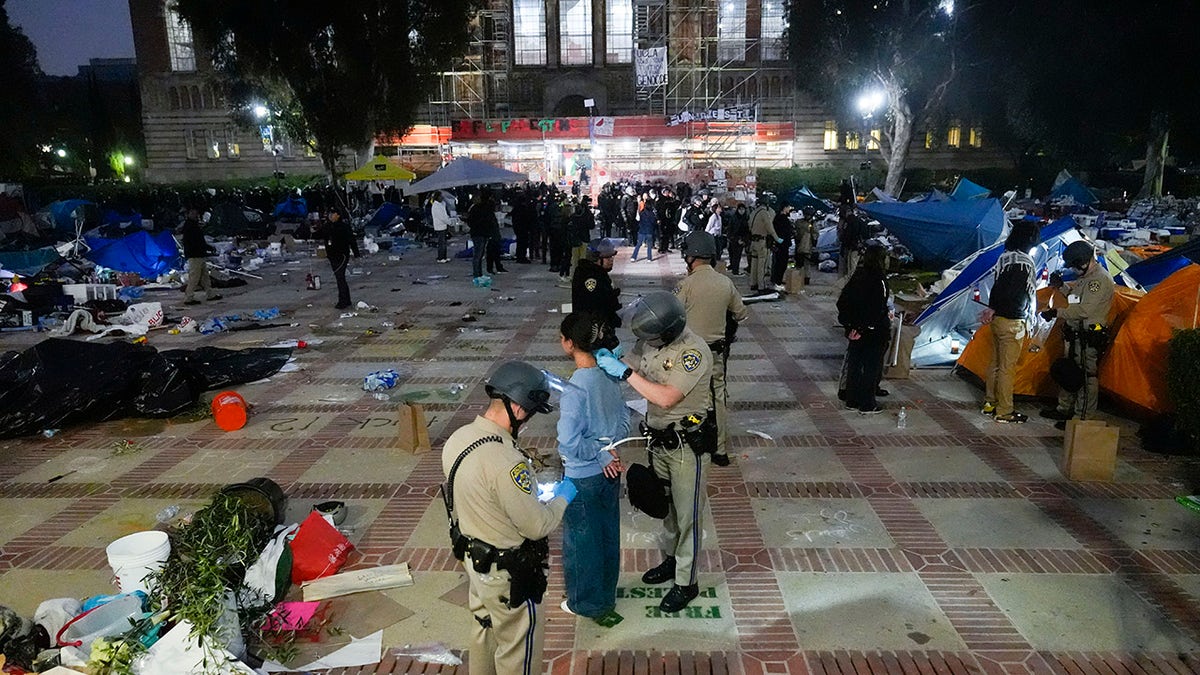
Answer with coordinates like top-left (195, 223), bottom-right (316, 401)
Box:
top-left (631, 233), bottom-right (655, 261)
top-left (562, 473), bottom-right (621, 617)
top-left (471, 236), bottom-right (487, 277)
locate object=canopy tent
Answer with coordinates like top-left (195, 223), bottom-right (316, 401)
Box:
top-left (344, 155), bottom-right (417, 182)
top-left (0, 246), bottom-right (61, 276)
top-left (911, 189), bottom-right (951, 203)
top-left (911, 216), bottom-right (1078, 366)
top-left (84, 230), bottom-right (180, 277)
top-left (406, 157), bottom-right (528, 193)
top-left (1049, 170), bottom-right (1098, 206)
top-left (950, 177), bottom-right (991, 201)
top-left (1124, 238), bottom-right (1200, 290)
top-left (782, 185), bottom-right (834, 213)
top-left (1099, 265), bottom-right (1200, 415)
top-left (43, 200), bottom-right (100, 236)
top-left (860, 197), bottom-right (1006, 267)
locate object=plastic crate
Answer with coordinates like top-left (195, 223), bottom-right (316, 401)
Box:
top-left (62, 284), bottom-right (121, 304)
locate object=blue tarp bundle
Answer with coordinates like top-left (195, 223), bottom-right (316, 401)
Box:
top-left (366, 202), bottom-right (405, 231)
top-left (0, 246), bottom-right (61, 276)
top-left (859, 198), bottom-right (1006, 267)
top-left (950, 178), bottom-right (991, 201)
top-left (1049, 176), bottom-right (1098, 205)
top-left (273, 196), bottom-right (308, 221)
top-left (782, 186), bottom-right (833, 213)
top-left (102, 209), bottom-right (143, 230)
top-left (45, 200), bottom-right (97, 235)
top-left (84, 230), bottom-right (180, 277)
top-left (1124, 238), bottom-right (1200, 289)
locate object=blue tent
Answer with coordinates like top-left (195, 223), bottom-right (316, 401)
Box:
top-left (782, 186), bottom-right (833, 213)
top-left (273, 196), bottom-right (308, 221)
top-left (859, 198), bottom-right (1006, 267)
top-left (84, 230), bottom-right (180, 277)
top-left (1049, 176), bottom-right (1098, 206)
top-left (0, 246), bottom-right (61, 276)
top-left (365, 202), bottom-right (405, 231)
top-left (1124, 238), bottom-right (1200, 289)
top-left (950, 178), bottom-right (991, 201)
top-left (102, 209), bottom-right (143, 230)
top-left (45, 200), bottom-right (98, 235)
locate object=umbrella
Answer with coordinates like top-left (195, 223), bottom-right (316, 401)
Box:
top-left (407, 157), bottom-right (528, 193)
top-left (344, 156), bottom-right (417, 181)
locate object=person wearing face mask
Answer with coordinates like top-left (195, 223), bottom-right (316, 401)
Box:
top-left (1038, 240), bottom-right (1114, 429)
top-left (572, 239), bottom-right (622, 329)
top-left (441, 361), bottom-right (576, 675)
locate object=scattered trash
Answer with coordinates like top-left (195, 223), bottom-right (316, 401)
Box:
top-left (110, 439), bottom-right (143, 456)
top-left (363, 369), bottom-right (399, 391)
top-left (339, 312), bottom-right (357, 319)
top-left (313, 500), bottom-right (347, 526)
top-left (211, 391), bottom-right (249, 431)
top-left (390, 642), bottom-right (462, 666)
top-left (300, 563), bottom-right (413, 602)
top-left (253, 307), bottom-right (281, 321)
top-left (200, 317), bottom-right (229, 334)
top-left (47, 469), bottom-right (77, 483)
top-left (105, 531), bottom-right (170, 594)
top-left (380, 321), bottom-right (394, 328)
top-left (372, 392), bottom-right (390, 401)
top-left (42, 428), bottom-right (60, 438)
top-left (447, 383), bottom-right (466, 398)
top-left (355, 301), bottom-right (379, 312)
top-left (155, 505), bottom-right (181, 524)
top-left (746, 429), bottom-right (775, 441)
top-left (461, 314), bottom-right (477, 322)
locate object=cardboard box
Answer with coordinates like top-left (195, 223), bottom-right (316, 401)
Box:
top-left (1168, 234), bottom-right (1191, 245)
top-left (316, 245), bottom-right (327, 259)
top-left (397, 403), bottom-right (431, 454)
top-left (1062, 419), bottom-right (1119, 481)
top-left (784, 268), bottom-right (805, 294)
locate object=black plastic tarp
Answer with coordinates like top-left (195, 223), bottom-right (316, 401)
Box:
top-left (0, 338), bottom-right (292, 438)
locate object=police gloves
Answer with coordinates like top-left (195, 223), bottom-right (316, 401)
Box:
top-left (1040, 308), bottom-right (1058, 321)
top-left (1048, 271), bottom-right (1064, 288)
top-left (549, 478), bottom-right (578, 504)
top-left (595, 348), bottom-right (632, 381)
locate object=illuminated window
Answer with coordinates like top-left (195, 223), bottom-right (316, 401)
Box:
top-left (205, 129), bottom-right (220, 159)
top-left (925, 130), bottom-right (934, 149)
top-left (606, 0), bottom-right (633, 63)
top-left (969, 126), bottom-right (983, 148)
top-left (844, 131), bottom-right (860, 151)
top-left (760, 0), bottom-right (786, 60)
top-left (165, 8), bottom-right (196, 72)
top-left (946, 120), bottom-right (961, 148)
top-left (868, 128), bottom-right (881, 150)
top-left (514, 0), bottom-right (547, 66)
top-left (823, 121), bottom-right (838, 150)
top-left (717, 0), bottom-right (746, 62)
top-left (559, 0), bottom-right (592, 66)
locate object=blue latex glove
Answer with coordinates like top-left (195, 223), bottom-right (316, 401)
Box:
top-left (595, 350), bottom-right (632, 380)
top-left (550, 478), bottom-right (578, 504)
top-left (612, 344), bottom-right (625, 359)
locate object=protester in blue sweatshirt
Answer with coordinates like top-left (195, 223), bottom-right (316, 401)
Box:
top-left (556, 312), bottom-right (630, 627)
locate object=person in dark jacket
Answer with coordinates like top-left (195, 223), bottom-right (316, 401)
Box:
top-left (631, 202), bottom-right (657, 262)
top-left (465, 191), bottom-right (499, 280)
top-left (181, 207), bottom-right (221, 305)
top-left (836, 243), bottom-right (891, 413)
top-left (655, 187), bottom-right (680, 254)
top-left (510, 193), bottom-right (537, 264)
top-left (770, 204), bottom-right (795, 289)
top-left (572, 239), bottom-right (622, 329)
top-left (725, 203), bottom-right (749, 275)
top-left (322, 208), bottom-right (360, 309)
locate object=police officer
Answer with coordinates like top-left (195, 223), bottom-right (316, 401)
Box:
top-left (676, 232), bottom-right (748, 467)
top-left (748, 195), bottom-right (781, 293)
top-left (572, 238), bottom-right (622, 329)
top-left (1038, 241), bottom-right (1115, 429)
top-left (441, 361), bottom-right (578, 675)
top-left (595, 293), bottom-right (713, 613)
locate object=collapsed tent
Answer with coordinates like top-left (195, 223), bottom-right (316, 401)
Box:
top-left (782, 186), bottom-right (834, 213)
top-left (1124, 238), bottom-right (1200, 289)
top-left (43, 200), bottom-right (100, 236)
top-left (1049, 170), bottom-right (1098, 206)
top-left (0, 213), bottom-right (55, 248)
top-left (84, 230), bottom-right (180, 277)
top-left (0, 246), bottom-right (61, 276)
top-left (274, 196), bottom-right (308, 221)
top-left (860, 197), bottom-right (1006, 267)
top-left (1099, 265), bottom-right (1200, 415)
top-left (0, 339), bottom-right (292, 438)
top-left (950, 178), bottom-right (991, 201)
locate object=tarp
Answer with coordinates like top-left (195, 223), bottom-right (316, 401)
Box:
top-left (407, 157), bottom-right (528, 193)
top-left (274, 196), bottom-right (308, 221)
top-left (1098, 265), bottom-right (1200, 414)
top-left (344, 155), bottom-right (416, 181)
top-left (0, 246), bottom-right (61, 275)
top-left (1050, 170), bottom-right (1098, 206)
top-left (1124, 238), bottom-right (1200, 289)
top-left (951, 178), bottom-right (991, 201)
top-left (782, 185), bottom-right (834, 213)
top-left (957, 285), bottom-right (1141, 399)
top-left (0, 339), bottom-right (293, 438)
top-left (84, 230), bottom-right (180, 277)
top-left (44, 200), bottom-right (99, 235)
top-left (860, 197), bottom-right (1006, 267)
top-left (365, 202), bottom-right (405, 231)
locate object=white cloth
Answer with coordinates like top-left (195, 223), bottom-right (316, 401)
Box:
top-left (432, 200), bottom-right (451, 232)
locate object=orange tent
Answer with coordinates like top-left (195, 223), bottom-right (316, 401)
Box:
top-left (1099, 265), bottom-right (1200, 414)
top-left (958, 286), bottom-right (1142, 399)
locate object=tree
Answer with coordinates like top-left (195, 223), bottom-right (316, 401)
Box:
top-left (173, 1), bottom-right (480, 182)
top-left (786, 0), bottom-right (964, 196)
top-left (0, 0), bottom-right (43, 179)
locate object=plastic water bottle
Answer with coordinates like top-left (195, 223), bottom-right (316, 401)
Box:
top-left (897, 407), bottom-right (907, 429)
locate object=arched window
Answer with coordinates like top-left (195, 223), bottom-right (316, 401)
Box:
top-left (180, 86), bottom-right (192, 110)
top-left (191, 86), bottom-right (203, 109)
top-left (168, 87), bottom-right (180, 110)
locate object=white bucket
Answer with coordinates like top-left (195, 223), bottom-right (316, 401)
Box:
top-left (106, 530), bottom-right (171, 594)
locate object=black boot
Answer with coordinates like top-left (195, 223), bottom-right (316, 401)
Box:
top-left (711, 453), bottom-right (731, 467)
top-left (641, 556), bottom-right (676, 585)
top-left (659, 584), bottom-right (699, 613)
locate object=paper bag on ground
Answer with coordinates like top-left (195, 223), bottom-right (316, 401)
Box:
top-left (784, 268), bottom-right (805, 294)
top-left (885, 323), bottom-right (920, 380)
top-left (398, 403), bottom-right (430, 453)
top-left (1062, 419), bottom-right (1118, 481)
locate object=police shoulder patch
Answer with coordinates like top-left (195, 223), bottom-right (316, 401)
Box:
top-left (584, 278), bottom-right (598, 292)
top-left (680, 348), bottom-right (703, 372)
top-left (1088, 280), bottom-right (1101, 293)
top-left (510, 462), bottom-right (533, 494)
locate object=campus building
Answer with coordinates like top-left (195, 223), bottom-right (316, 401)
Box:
top-left (129, 0), bottom-right (1008, 186)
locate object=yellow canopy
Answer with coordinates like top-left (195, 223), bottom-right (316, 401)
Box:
top-left (344, 156), bottom-right (416, 181)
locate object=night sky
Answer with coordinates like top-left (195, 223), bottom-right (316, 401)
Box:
top-left (8, 0), bottom-right (135, 76)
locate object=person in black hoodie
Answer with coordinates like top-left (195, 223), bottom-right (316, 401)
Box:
top-left (836, 242), bottom-right (891, 413)
top-left (571, 239), bottom-right (622, 329)
top-left (322, 208), bottom-right (360, 309)
top-left (181, 207), bottom-right (221, 305)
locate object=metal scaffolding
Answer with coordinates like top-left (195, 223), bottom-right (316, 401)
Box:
top-left (426, 0), bottom-right (512, 124)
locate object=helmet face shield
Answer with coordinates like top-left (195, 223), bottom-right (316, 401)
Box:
top-left (630, 292), bottom-right (687, 348)
top-left (485, 361), bottom-right (555, 414)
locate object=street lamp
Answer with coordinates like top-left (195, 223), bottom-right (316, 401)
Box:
top-left (254, 103), bottom-right (281, 180)
top-left (56, 148), bottom-right (67, 158)
top-left (123, 155), bottom-right (134, 166)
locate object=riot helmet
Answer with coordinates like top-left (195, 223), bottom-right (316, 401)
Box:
top-left (681, 231), bottom-right (718, 261)
top-left (630, 292), bottom-right (687, 348)
top-left (1062, 240), bottom-right (1094, 272)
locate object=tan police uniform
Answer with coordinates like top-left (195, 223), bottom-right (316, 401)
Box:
top-left (676, 265), bottom-right (749, 459)
top-left (441, 415), bottom-right (568, 675)
top-left (747, 205), bottom-right (778, 290)
top-left (634, 328), bottom-right (712, 587)
top-left (1053, 262), bottom-right (1115, 418)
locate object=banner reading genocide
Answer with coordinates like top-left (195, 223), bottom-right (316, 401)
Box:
top-left (635, 47), bottom-right (668, 88)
